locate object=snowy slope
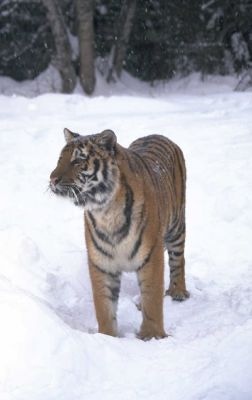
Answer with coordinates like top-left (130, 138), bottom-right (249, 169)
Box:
top-left (0, 86), bottom-right (252, 400)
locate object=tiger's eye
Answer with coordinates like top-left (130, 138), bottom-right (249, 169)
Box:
top-left (71, 157), bottom-right (87, 165)
top-left (71, 159), bottom-right (80, 165)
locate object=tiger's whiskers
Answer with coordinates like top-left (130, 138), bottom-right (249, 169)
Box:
top-left (70, 187), bottom-right (79, 205)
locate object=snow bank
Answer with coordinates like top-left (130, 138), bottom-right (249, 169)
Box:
top-left (0, 67), bottom-right (244, 98)
top-left (0, 87), bottom-right (252, 400)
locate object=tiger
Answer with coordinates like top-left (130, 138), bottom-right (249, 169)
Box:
top-left (50, 128), bottom-right (189, 340)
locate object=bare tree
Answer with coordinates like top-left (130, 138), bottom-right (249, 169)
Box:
top-left (42, 0), bottom-right (76, 93)
top-left (235, 63), bottom-right (252, 91)
top-left (76, 0), bottom-right (96, 95)
top-left (107, 0), bottom-right (136, 83)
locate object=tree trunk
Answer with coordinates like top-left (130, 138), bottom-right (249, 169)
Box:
top-left (235, 66), bottom-right (252, 91)
top-left (107, 0), bottom-right (136, 83)
top-left (42, 0), bottom-right (76, 93)
top-left (76, 0), bottom-right (96, 95)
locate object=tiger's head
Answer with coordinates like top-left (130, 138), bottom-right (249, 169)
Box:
top-left (50, 128), bottom-right (120, 210)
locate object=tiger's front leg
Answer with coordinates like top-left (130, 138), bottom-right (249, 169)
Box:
top-left (137, 240), bottom-right (167, 340)
top-left (88, 260), bottom-right (121, 337)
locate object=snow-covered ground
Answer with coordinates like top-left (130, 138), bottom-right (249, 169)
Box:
top-left (0, 65), bottom-right (247, 98)
top-left (0, 77), bottom-right (252, 400)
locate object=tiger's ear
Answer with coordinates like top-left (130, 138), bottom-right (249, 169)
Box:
top-left (63, 128), bottom-right (80, 143)
top-left (96, 129), bottom-right (117, 151)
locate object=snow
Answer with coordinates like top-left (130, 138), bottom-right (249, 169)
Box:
top-left (0, 76), bottom-right (252, 400)
top-left (1, 65), bottom-right (249, 98)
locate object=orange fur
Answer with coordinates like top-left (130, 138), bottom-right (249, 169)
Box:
top-left (50, 129), bottom-right (189, 340)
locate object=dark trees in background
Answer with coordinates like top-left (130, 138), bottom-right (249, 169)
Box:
top-left (107, 0), bottom-right (136, 82)
top-left (76, 0), bottom-right (96, 94)
top-left (0, 0), bottom-right (252, 91)
top-left (42, 0), bottom-right (76, 93)
top-left (0, 1), bottom-right (52, 81)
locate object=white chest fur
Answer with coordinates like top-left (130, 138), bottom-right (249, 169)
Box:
top-left (86, 201), bottom-right (148, 275)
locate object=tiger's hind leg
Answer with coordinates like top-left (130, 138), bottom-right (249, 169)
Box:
top-left (165, 223), bottom-right (190, 301)
top-left (89, 260), bottom-right (121, 337)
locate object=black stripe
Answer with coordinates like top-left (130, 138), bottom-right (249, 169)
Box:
top-left (129, 135), bottom-right (158, 148)
top-left (114, 179), bottom-right (134, 243)
top-left (93, 158), bottom-right (100, 173)
top-left (90, 260), bottom-right (120, 279)
top-left (167, 216), bottom-right (180, 235)
top-left (81, 158), bottom-right (100, 183)
top-left (170, 265), bottom-right (182, 273)
top-left (88, 158), bottom-right (100, 182)
top-left (89, 181), bottom-right (108, 197)
top-left (132, 136), bottom-right (175, 154)
top-left (129, 222), bottom-right (146, 260)
top-left (143, 148), bottom-right (170, 166)
top-left (134, 202), bottom-right (146, 235)
top-left (97, 182), bottom-right (109, 193)
top-left (169, 239), bottom-right (185, 247)
top-left (124, 152), bottom-right (135, 173)
top-left (152, 138), bottom-right (176, 154)
top-left (131, 151), bottom-right (158, 190)
top-left (89, 186), bottom-right (97, 196)
top-left (106, 285), bottom-right (121, 302)
top-left (165, 224), bottom-right (185, 244)
top-left (91, 175), bottom-right (98, 182)
top-left (136, 245), bottom-right (155, 271)
top-left (87, 212), bottom-right (113, 245)
top-left (139, 140), bottom-right (173, 161)
top-left (87, 225), bottom-right (113, 259)
top-left (174, 146), bottom-right (186, 204)
top-left (102, 160), bottom-right (108, 180)
top-left (168, 250), bottom-right (183, 257)
top-left (170, 271), bottom-right (182, 279)
top-left (78, 174), bottom-right (86, 184)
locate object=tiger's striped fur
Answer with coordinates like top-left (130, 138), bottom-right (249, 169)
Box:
top-left (50, 128), bottom-right (189, 340)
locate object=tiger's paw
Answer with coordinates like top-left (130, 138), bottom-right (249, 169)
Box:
top-left (165, 287), bottom-right (190, 302)
top-left (137, 325), bottom-right (167, 341)
top-left (137, 332), bottom-right (168, 341)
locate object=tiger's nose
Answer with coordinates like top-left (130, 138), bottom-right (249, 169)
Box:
top-left (50, 175), bottom-right (61, 185)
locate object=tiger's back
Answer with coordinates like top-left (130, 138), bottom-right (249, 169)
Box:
top-left (127, 134), bottom-right (186, 240)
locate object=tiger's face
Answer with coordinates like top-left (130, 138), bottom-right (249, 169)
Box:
top-left (50, 128), bottom-right (119, 210)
